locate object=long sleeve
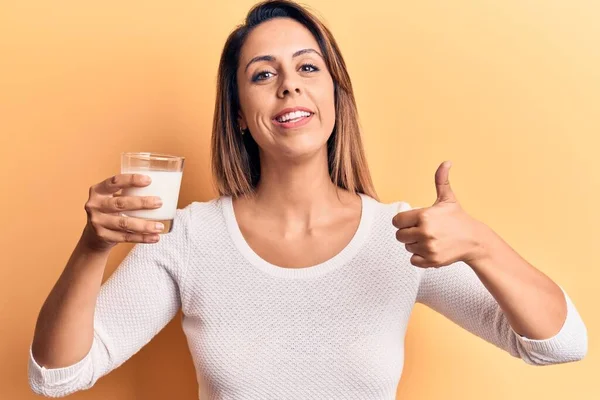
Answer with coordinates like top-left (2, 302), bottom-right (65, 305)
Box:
top-left (416, 261), bottom-right (588, 365)
top-left (28, 206), bottom-right (192, 397)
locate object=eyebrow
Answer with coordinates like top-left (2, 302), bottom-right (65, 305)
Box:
top-left (244, 48), bottom-right (323, 72)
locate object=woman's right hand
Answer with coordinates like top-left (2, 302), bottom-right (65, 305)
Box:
top-left (80, 174), bottom-right (164, 252)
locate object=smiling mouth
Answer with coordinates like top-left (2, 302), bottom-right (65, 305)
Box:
top-left (274, 111), bottom-right (313, 122)
top-left (272, 111), bottom-right (314, 128)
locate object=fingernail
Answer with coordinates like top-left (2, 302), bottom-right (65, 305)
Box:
top-left (154, 197), bottom-right (163, 206)
top-left (155, 223), bottom-right (164, 231)
top-left (142, 176), bottom-right (152, 183)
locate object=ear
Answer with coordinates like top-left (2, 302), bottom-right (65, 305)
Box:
top-left (237, 111), bottom-right (247, 130)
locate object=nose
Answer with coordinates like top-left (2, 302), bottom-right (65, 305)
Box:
top-left (277, 73), bottom-right (302, 98)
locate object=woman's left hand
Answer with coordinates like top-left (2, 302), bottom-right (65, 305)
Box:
top-left (392, 161), bottom-right (487, 268)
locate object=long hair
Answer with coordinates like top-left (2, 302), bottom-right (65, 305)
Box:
top-left (211, 0), bottom-right (378, 199)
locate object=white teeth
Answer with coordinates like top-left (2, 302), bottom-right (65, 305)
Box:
top-left (276, 110), bottom-right (311, 122)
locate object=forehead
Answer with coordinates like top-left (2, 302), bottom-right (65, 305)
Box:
top-left (240, 18), bottom-right (320, 60)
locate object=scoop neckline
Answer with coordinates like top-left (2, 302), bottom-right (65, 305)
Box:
top-left (222, 193), bottom-right (377, 279)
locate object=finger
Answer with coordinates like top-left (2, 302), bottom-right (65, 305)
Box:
top-left (434, 161), bottom-right (456, 204)
top-left (95, 174), bottom-right (152, 196)
top-left (395, 227), bottom-right (421, 244)
top-left (392, 209), bottom-right (420, 229)
top-left (405, 242), bottom-right (428, 255)
top-left (404, 242), bottom-right (425, 257)
top-left (409, 254), bottom-right (431, 268)
top-left (96, 226), bottom-right (160, 244)
top-left (100, 196), bottom-right (162, 214)
top-left (97, 213), bottom-right (165, 234)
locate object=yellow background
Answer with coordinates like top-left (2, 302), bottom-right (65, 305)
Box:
top-left (1, 0), bottom-right (598, 399)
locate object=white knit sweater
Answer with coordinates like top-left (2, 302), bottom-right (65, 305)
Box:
top-left (28, 194), bottom-right (588, 399)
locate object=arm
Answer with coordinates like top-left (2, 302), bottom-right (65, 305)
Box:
top-left (393, 162), bottom-right (588, 366)
top-left (467, 222), bottom-right (573, 341)
top-left (416, 256), bottom-right (588, 366)
top-left (31, 240), bottom-right (112, 370)
top-left (28, 207), bottom-right (191, 397)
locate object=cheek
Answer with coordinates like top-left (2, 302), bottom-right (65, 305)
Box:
top-left (239, 88), bottom-right (271, 124)
top-left (237, 76), bottom-right (261, 117)
top-left (318, 79), bottom-right (336, 127)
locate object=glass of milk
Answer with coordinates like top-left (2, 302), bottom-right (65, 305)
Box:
top-left (120, 152), bottom-right (185, 234)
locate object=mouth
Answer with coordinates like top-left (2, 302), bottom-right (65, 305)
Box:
top-left (272, 108), bottom-right (315, 129)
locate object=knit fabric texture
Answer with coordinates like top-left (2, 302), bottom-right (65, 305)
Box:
top-left (29, 194), bottom-right (588, 399)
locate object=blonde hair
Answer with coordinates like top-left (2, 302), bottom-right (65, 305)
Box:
top-left (211, 0), bottom-right (378, 200)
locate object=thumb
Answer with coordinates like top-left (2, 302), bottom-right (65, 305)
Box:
top-left (434, 160), bottom-right (457, 204)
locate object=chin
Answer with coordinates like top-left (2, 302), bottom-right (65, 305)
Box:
top-left (272, 136), bottom-right (329, 162)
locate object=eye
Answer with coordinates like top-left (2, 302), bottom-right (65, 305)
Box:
top-left (300, 63), bottom-right (319, 73)
top-left (252, 70), bottom-right (275, 82)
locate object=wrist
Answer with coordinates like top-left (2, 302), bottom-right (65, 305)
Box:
top-left (78, 225), bottom-right (115, 255)
top-left (464, 220), bottom-right (496, 270)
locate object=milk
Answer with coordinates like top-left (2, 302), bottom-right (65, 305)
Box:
top-left (120, 169), bottom-right (183, 221)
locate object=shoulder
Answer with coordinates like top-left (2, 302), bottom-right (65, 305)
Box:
top-left (360, 193), bottom-right (413, 221)
top-left (357, 194), bottom-right (416, 246)
top-left (357, 194), bottom-right (421, 275)
top-left (179, 196), bottom-right (224, 220)
top-left (174, 196), bottom-right (231, 240)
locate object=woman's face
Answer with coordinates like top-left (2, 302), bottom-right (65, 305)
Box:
top-left (236, 17), bottom-right (336, 161)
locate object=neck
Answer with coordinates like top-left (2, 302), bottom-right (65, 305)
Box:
top-left (249, 148), bottom-right (354, 223)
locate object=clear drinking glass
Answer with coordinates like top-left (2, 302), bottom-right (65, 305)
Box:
top-left (120, 152), bottom-right (185, 234)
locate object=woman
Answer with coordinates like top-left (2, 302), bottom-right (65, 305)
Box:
top-left (29, 0), bottom-right (587, 398)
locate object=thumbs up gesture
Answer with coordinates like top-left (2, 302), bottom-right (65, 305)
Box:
top-left (392, 161), bottom-right (485, 268)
